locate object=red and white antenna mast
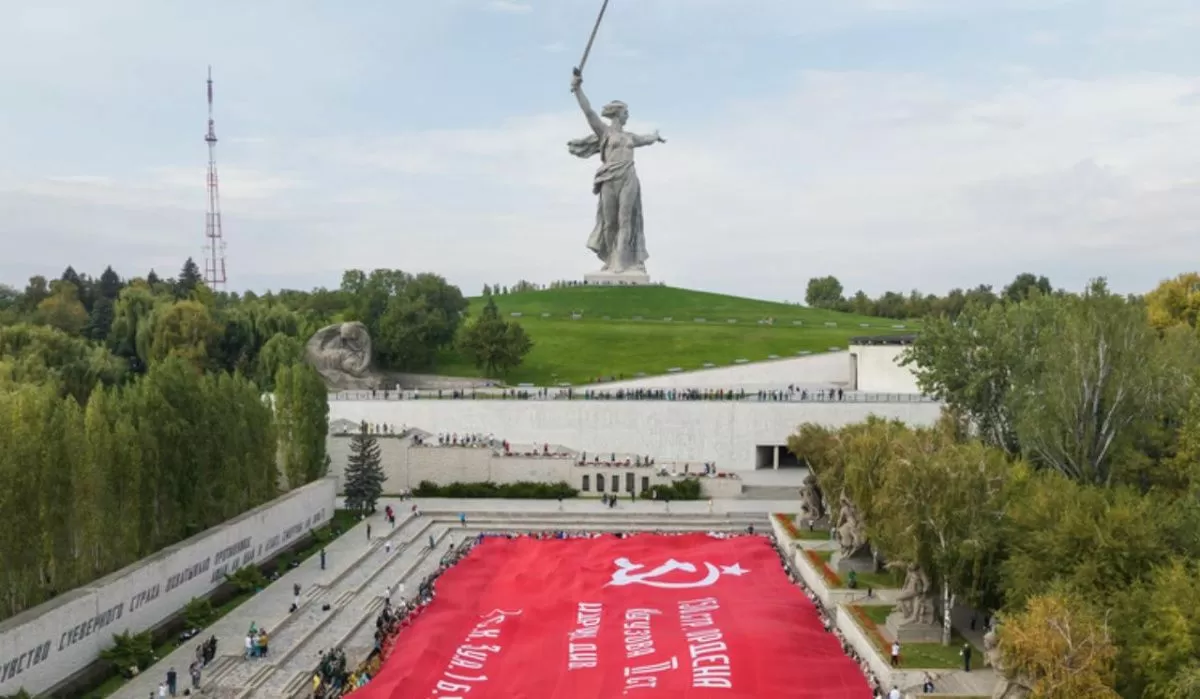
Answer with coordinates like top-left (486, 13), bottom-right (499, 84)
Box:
top-left (203, 65), bottom-right (228, 291)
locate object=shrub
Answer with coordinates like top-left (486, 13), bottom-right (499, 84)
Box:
top-left (413, 480), bottom-right (579, 499)
top-left (99, 630), bottom-right (155, 678)
top-left (183, 597), bottom-right (214, 630)
top-left (641, 479), bottom-right (703, 501)
top-left (225, 565), bottom-right (268, 593)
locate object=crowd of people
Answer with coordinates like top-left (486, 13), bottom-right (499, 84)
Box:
top-left (330, 387), bottom-right (931, 403)
top-left (305, 527), bottom-right (896, 698)
top-left (310, 538), bottom-right (471, 697)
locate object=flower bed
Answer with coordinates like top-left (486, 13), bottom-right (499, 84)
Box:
top-left (848, 604), bottom-right (891, 652)
top-left (774, 513), bottom-right (802, 538)
top-left (803, 548), bottom-right (842, 588)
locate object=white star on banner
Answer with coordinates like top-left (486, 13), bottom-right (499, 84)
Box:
top-left (720, 564), bottom-right (748, 576)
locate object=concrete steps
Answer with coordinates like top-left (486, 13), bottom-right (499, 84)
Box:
top-left (194, 510), bottom-right (779, 699)
top-left (211, 516), bottom-right (427, 692)
top-left (246, 526), bottom-right (453, 698)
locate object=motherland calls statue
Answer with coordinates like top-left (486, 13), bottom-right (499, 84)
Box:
top-left (568, 71), bottom-right (665, 279)
top-left (834, 491), bottom-right (868, 558)
top-left (893, 564), bottom-right (935, 626)
top-left (305, 321), bottom-right (381, 390)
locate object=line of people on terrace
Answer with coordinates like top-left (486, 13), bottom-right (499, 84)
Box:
top-left (768, 534), bottom-right (895, 698)
top-left (331, 386), bottom-right (931, 402)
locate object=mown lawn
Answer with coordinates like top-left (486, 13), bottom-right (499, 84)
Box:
top-left (848, 604), bottom-right (984, 670)
top-left (437, 286), bottom-right (916, 385)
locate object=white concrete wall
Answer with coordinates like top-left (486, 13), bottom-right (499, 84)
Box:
top-left (325, 439), bottom-right (702, 495)
top-left (327, 401), bottom-right (942, 472)
top-left (849, 344), bottom-right (921, 394)
top-left (588, 352), bottom-right (851, 390)
top-left (0, 479), bottom-right (337, 697)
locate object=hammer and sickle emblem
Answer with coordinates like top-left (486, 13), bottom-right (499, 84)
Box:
top-left (607, 557), bottom-right (721, 588)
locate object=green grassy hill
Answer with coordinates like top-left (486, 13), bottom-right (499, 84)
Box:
top-left (437, 286), bottom-right (914, 385)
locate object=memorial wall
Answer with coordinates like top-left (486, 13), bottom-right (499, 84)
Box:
top-left (0, 478), bottom-right (337, 696)
top-left (328, 400), bottom-right (942, 471)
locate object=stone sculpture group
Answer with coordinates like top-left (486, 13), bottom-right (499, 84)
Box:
top-left (893, 564), bottom-right (935, 626)
top-left (304, 321), bottom-right (381, 390)
top-left (834, 491), bottom-right (869, 559)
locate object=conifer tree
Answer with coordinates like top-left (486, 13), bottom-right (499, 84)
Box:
top-left (343, 421), bottom-right (384, 513)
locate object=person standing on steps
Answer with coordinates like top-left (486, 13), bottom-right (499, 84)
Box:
top-left (459, 512), bottom-right (467, 527)
top-left (428, 533), bottom-right (436, 550)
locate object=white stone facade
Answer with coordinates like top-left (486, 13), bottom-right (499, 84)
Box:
top-left (325, 436), bottom-right (741, 497)
top-left (327, 400), bottom-right (942, 472)
top-left (847, 343), bottom-right (921, 394)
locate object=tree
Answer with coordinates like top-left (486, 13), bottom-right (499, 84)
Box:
top-left (872, 425), bottom-right (1011, 643)
top-left (255, 333), bottom-right (305, 390)
top-left (1002, 272), bottom-right (1053, 303)
top-left (456, 296), bottom-right (533, 376)
top-left (96, 266), bottom-right (123, 301)
top-left (1145, 272), bottom-right (1200, 332)
top-left (1110, 559), bottom-right (1200, 698)
top-left (998, 590), bottom-right (1120, 699)
top-left (35, 280), bottom-right (89, 335)
top-left (1012, 281), bottom-right (1163, 485)
top-left (999, 474), bottom-right (1175, 607)
top-left (273, 363), bottom-right (329, 489)
top-left (146, 300), bottom-right (222, 368)
top-left (176, 258), bottom-right (204, 299)
top-left (901, 300), bottom-right (1031, 453)
top-left (343, 421), bottom-right (384, 513)
top-left (804, 276), bottom-right (844, 308)
top-left (87, 296), bottom-right (116, 342)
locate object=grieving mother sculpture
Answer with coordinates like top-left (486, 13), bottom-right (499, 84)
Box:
top-left (568, 71), bottom-right (665, 280)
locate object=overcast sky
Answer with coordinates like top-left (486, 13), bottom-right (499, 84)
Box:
top-left (2, 0), bottom-right (1198, 301)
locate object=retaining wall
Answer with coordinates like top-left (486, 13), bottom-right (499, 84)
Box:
top-left (0, 478), bottom-right (337, 696)
top-left (327, 401), bottom-right (942, 471)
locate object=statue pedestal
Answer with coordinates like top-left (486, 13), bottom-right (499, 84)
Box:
top-left (584, 270), bottom-right (651, 286)
top-left (831, 551), bottom-right (876, 574)
top-left (885, 612), bottom-right (944, 643)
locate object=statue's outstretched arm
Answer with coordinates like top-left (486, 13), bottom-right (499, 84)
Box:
top-left (571, 78), bottom-right (606, 136)
top-left (632, 131), bottom-right (665, 147)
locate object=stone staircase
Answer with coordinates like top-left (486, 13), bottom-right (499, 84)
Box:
top-left (165, 509), bottom-right (769, 699)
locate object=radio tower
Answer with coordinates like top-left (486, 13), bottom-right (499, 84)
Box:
top-left (203, 65), bottom-right (228, 291)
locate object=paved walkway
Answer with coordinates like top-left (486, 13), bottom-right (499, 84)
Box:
top-left (397, 495), bottom-right (798, 515)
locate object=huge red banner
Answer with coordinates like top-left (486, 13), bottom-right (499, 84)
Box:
top-left (352, 533), bottom-right (871, 698)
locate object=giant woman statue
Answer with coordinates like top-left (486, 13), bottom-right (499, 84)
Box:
top-left (568, 72), bottom-right (665, 274)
